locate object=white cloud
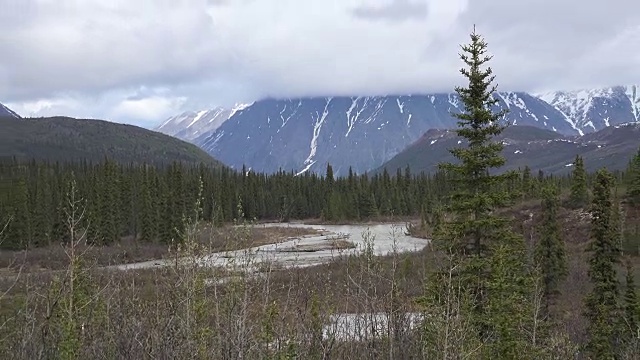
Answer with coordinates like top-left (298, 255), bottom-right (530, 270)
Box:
top-left (1, 0), bottom-right (639, 127)
top-left (111, 96), bottom-right (187, 123)
top-left (352, 0), bottom-right (429, 22)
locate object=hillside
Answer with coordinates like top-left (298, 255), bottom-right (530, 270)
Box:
top-left (377, 123), bottom-right (640, 175)
top-left (0, 116), bottom-right (223, 166)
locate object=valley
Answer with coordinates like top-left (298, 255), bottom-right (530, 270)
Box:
top-left (1, 24), bottom-right (640, 359)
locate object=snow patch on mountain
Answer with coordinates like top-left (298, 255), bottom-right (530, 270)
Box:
top-left (624, 85), bottom-right (639, 122)
top-left (195, 92), bottom-right (575, 176)
top-left (155, 102), bottom-right (252, 141)
top-left (537, 85), bottom-right (639, 134)
top-left (0, 103), bottom-right (21, 119)
top-left (302, 98), bottom-right (332, 170)
top-left (229, 102), bottom-right (253, 119)
top-left (189, 110), bottom-right (210, 128)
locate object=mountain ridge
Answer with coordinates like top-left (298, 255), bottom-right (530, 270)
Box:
top-left (157, 84), bottom-right (640, 175)
top-left (0, 103), bottom-right (20, 118)
top-left (155, 103), bottom-right (252, 141)
top-left (194, 92), bottom-right (575, 176)
top-left (0, 116), bottom-right (223, 167)
top-left (537, 85), bottom-right (640, 135)
top-left (377, 123), bottom-right (640, 175)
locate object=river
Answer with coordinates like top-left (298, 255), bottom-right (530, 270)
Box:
top-left (113, 222), bottom-right (430, 271)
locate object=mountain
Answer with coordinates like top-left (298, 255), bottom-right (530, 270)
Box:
top-left (195, 93), bottom-right (574, 176)
top-left (537, 85), bottom-right (640, 135)
top-left (155, 103), bottom-right (252, 141)
top-left (0, 116), bottom-right (223, 166)
top-left (377, 123), bottom-right (640, 175)
top-left (161, 85), bottom-right (639, 176)
top-left (0, 103), bottom-right (20, 118)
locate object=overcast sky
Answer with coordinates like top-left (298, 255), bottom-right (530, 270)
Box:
top-left (1, 0), bottom-right (639, 128)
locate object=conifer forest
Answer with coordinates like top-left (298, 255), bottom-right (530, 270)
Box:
top-left (1, 30), bottom-right (640, 359)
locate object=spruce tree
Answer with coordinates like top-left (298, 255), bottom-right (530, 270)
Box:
top-left (521, 165), bottom-right (533, 199)
top-left (623, 261), bottom-right (639, 343)
top-left (534, 184), bottom-right (567, 315)
top-left (584, 169), bottom-right (621, 358)
top-left (6, 174), bottom-right (32, 249)
top-left (139, 167), bottom-right (157, 242)
top-left (322, 163), bottom-right (335, 220)
top-left (432, 27), bottom-right (534, 355)
top-left (626, 147), bottom-right (640, 205)
top-left (437, 27), bottom-right (516, 257)
top-left (568, 155), bottom-right (589, 208)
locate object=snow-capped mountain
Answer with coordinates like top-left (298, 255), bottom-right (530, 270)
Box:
top-left (537, 85), bottom-right (640, 135)
top-left (194, 92), bottom-right (575, 176)
top-left (0, 103), bottom-right (20, 118)
top-left (155, 103), bottom-right (252, 141)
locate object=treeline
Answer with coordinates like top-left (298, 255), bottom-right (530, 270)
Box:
top-left (0, 149), bottom-right (638, 251)
top-left (0, 157), bottom-right (450, 249)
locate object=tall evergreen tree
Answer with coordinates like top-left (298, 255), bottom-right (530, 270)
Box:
top-left (534, 184), bottom-right (567, 315)
top-left (521, 165), bottom-right (533, 199)
top-left (626, 147), bottom-right (640, 205)
top-left (437, 27), bottom-right (516, 256)
top-left (7, 174), bottom-right (32, 249)
top-left (584, 169), bottom-right (621, 358)
top-left (431, 27), bottom-right (535, 356)
top-left (622, 260), bottom-right (639, 345)
top-left (568, 155), bottom-right (589, 208)
top-left (139, 167), bottom-right (157, 242)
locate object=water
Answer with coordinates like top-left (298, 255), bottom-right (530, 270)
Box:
top-left (113, 223), bottom-right (430, 271)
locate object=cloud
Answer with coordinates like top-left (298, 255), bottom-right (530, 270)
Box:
top-left (1, 0), bottom-right (639, 127)
top-left (110, 96), bottom-right (187, 124)
top-left (0, 0), bottom-right (221, 101)
top-left (6, 87), bottom-right (193, 128)
top-left (352, 0), bottom-right (428, 22)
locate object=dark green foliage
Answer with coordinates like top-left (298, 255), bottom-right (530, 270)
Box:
top-left (0, 156), bottom-right (456, 249)
top-left (3, 172), bottom-right (31, 249)
top-left (484, 238), bottom-right (535, 358)
top-left (623, 261), bottom-right (639, 342)
top-left (98, 160), bottom-right (121, 245)
top-left (521, 165), bottom-right (534, 199)
top-left (626, 147), bottom-right (640, 205)
top-left (437, 27), bottom-right (519, 256)
top-left (584, 169), bottom-right (622, 359)
top-left (568, 155), bottom-right (589, 208)
top-left (622, 223), bottom-right (640, 257)
top-left (430, 28), bottom-right (536, 357)
top-left (139, 167), bottom-right (158, 242)
top-left (534, 184), bottom-right (567, 314)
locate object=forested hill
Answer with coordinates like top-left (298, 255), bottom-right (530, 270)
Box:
top-left (0, 116), bottom-right (223, 167)
top-left (377, 124), bottom-right (640, 175)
